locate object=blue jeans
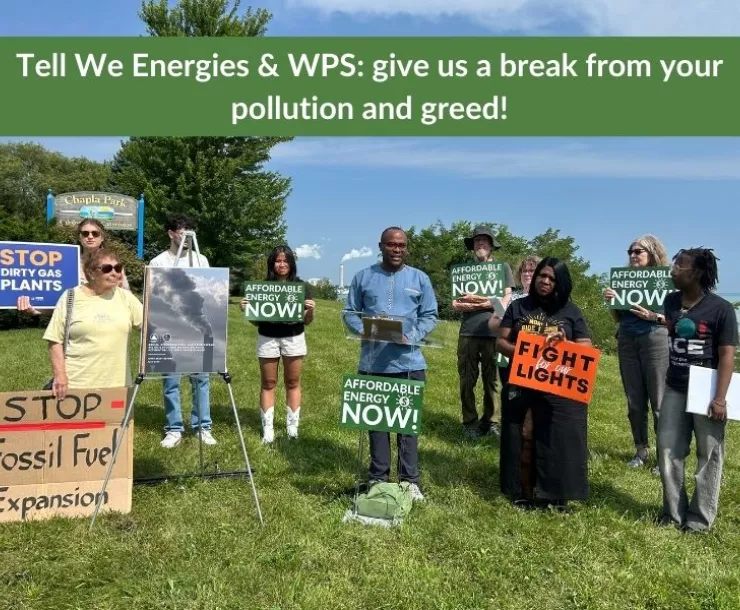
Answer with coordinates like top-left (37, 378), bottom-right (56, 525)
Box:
top-left (163, 374), bottom-right (211, 433)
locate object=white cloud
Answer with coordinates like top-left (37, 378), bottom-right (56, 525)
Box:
top-left (341, 246), bottom-right (374, 262)
top-left (271, 138), bottom-right (740, 180)
top-left (296, 243), bottom-right (323, 259)
top-left (286, 0), bottom-right (740, 35)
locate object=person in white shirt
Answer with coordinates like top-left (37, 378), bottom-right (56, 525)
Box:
top-left (149, 213), bottom-right (215, 449)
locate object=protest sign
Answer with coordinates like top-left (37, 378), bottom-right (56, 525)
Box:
top-left (142, 267), bottom-right (229, 374)
top-left (243, 281), bottom-right (305, 322)
top-left (496, 352), bottom-right (510, 368)
top-left (508, 331), bottom-right (601, 404)
top-left (450, 261), bottom-right (505, 298)
top-left (608, 266), bottom-right (674, 311)
top-left (340, 374), bottom-right (424, 435)
top-left (0, 241), bottom-right (80, 309)
top-left (0, 387), bottom-right (132, 522)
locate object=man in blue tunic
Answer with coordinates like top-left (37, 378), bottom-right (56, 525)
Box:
top-left (343, 227), bottom-right (439, 501)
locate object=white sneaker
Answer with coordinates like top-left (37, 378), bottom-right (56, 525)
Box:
top-left (261, 407), bottom-right (275, 444)
top-left (198, 430), bottom-right (217, 446)
top-left (287, 407), bottom-right (301, 439)
top-left (407, 483), bottom-right (425, 502)
top-left (160, 431), bottom-right (182, 449)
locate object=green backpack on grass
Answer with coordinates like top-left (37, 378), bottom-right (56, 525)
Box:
top-left (353, 482), bottom-right (414, 520)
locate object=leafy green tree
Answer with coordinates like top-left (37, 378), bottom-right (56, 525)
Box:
top-left (310, 278), bottom-right (338, 301)
top-left (405, 220), bottom-right (616, 352)
top-left (107, 0), bottom-right (292, 291)
top-left (0, 142), bottom-right (112, 241)
top-left (0, 143), bottom-right (139, 328)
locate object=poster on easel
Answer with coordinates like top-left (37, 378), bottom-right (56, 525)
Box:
top-left (141, 266), bottom-right (230, 374)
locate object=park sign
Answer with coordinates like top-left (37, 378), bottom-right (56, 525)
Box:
top-left (340, 374), bottom-right (424, 435)
top-left (0, 241), bottom-right (80, 309)
top-left (509, 331), bottom-right (601, 404)
top-left (450, 261), bottom-right (505, 298)
top-left (608, 266), bottom-right (674, 312)
top-left (50, 191), bottom-right (139, 231)
top-left (243, 281), bottom-right (305, 322)
top-left (0, 387), bottom-right (133, 522)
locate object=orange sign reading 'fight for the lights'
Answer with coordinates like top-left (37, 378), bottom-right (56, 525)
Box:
top-left (509, 331), bottom-right (601, 404)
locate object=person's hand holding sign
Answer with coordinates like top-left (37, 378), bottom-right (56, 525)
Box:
top-left (453, 293), bottom-right (489, 313)
top-left (603, 287), bottom-right (616, 301)
top-left (545, 326), bottom-right (566, 345)
top-left (239, 297), bottom-right (249, 311)
top-left (17, 296), bottom-right (40, 317)
top-left (304, 298), bottom-right (315, 324)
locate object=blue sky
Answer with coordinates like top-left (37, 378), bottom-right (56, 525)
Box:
top-left (2, 0), bottom-right (740, 293)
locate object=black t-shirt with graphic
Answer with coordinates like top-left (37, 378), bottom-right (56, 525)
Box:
top-left (255, 278), bottom-right (313, 339)
top-left (664, 291), bottom-right (738, 393)
top-left (500, 295), bottom-right (590, 356)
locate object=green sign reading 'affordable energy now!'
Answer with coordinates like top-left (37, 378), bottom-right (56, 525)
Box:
top-left (243, 281), bottom-right (305, 322)
top-left (2, 37), bottom-right (740, 135)
top-left (450, 261), bottom-right (505, 298)
top-left (608, 266), bottom-right (674, 312)
top-left (340, 374), bottom-right (425, 436)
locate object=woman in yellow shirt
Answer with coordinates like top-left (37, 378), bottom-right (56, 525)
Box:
top-left (43, 249), bottom-right (143, 399)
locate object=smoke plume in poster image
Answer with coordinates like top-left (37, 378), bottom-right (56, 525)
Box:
top-left (143, 267), bottom-right (229, 374)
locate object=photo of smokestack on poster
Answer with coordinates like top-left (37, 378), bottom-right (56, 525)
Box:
top-left (141, 267), bottom-right (229, 375)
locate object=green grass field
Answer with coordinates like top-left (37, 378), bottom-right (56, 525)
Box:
top-left (1, 298), bottom-right (740, 610)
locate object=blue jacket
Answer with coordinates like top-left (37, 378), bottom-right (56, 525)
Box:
top-left (343, 263), bottom-right (439, 374)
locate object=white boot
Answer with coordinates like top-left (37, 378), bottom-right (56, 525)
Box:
top-left (261, 407), bottom-right (274, 443)
top-left (287, 407), bottom-right (301, 439)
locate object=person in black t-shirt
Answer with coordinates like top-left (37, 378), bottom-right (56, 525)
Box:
top-left (240, 245), bottom-right (316, 443)
top-left (496, 257), bottom-right (592, 511)
top-left (655, 248), bottom-right (737, 532)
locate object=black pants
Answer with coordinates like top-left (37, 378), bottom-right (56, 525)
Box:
top-left (359, 369), bottom-right (426, 485)
top-left (458, 335), bottom-right (499, 430)
top-left (500, 383), bottom-right (589, 502)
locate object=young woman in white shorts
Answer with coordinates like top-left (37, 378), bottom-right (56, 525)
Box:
top-left (241, 245), bottom-right (315, 443)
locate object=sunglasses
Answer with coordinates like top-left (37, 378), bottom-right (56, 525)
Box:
top-left (80, 230), bottom-right (101, 238)
top-left (627, 248), bottom-right (646, 256)
top-left (98, 264), bottom-right (123, 274)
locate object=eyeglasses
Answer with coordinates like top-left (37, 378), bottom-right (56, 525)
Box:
top-left (627, 248), bottom-right (646, 256)
top-left (97, 264), bottom-right (123, 274)
top-left (382, 242), bottom-right (407, 251)
top-left (80, 230), bottom-right (101, 238)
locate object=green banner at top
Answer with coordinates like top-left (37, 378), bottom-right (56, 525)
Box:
top-left (2, 37), bottom-right (740, 135)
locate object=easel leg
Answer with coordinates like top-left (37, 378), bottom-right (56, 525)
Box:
top-left (353, 431), bottom-right (366, 515)
top-left (89, 374), bottom-right (143, 532)
top-left (221, 372), bottom-right (264, 525)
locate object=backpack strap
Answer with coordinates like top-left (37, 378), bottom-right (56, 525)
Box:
top-left (62, 288), bottom-right (75, 357)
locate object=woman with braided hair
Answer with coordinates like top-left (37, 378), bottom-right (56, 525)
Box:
top-left (655, 247), bottom-right (737, 532)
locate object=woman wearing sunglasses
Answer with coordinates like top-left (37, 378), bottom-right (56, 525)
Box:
top-left (17, 219), bottom-right (130, 316)
top-left (603, 235), bottom-right (670, 471)
top-left (43, 249), bottom-right (143, 399)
